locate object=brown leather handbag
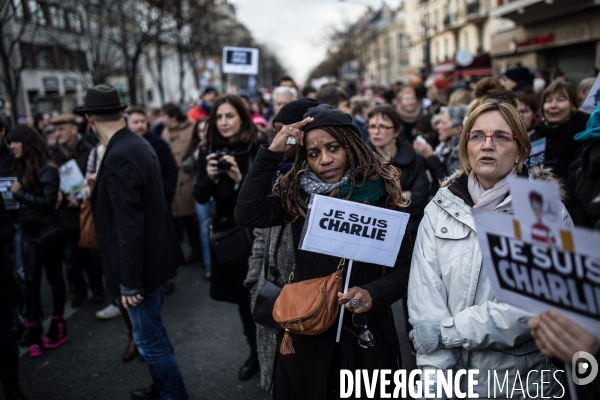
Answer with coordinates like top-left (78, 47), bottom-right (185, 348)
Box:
top-left (272, 258), bottom-right (345, 355)
top-left (79, 200), bottom-right (98, 249)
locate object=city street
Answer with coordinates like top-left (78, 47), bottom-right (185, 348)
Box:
top-left (15, 259), bottom-right (416, 400)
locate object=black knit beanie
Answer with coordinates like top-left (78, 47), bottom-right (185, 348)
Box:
top-left (302, 104), bottom-right (361, 137)
top-left (504, 67), bottom-right (533, 85)
top-left (273, 98), bottom-right (320, 125)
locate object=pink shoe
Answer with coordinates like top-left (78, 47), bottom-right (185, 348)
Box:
top-left (42, 316), bottom-right (68, 349)
top-left (29, 343), bottom-right (43, 358)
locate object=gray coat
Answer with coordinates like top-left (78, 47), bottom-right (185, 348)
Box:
top-left (245, 224), bottom-right (295, 392)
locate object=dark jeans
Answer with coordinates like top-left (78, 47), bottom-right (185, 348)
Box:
top-left (173, 215), bottom-right (201, 255)
top-left (22, 226), bottom-right (67, 322)
top-left (128, 287), bottom-right (188, 400)
top-left (64, 230), bottom-right (103, 295)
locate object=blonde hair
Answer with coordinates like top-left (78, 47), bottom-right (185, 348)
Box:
top-left (448, 89), bottom-right (472, 106)
top-left (458, 98), bottom-right (531, 176)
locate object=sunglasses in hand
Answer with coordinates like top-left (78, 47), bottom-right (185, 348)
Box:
top-left (344, 312), bottom-right (374, 349)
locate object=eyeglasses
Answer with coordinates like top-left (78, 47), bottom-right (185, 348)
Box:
top-left (466, 132), bottom-right (516, 145)
top-left (518, 109), bottom-right (532, 116)
top-left (366, 124), bottom-right (393, 131)
top-left (344, 312), bottom-right (374, 349)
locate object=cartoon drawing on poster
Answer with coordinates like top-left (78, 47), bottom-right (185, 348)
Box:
top-left (474, 178), bottom-right (600, 334)
top-left (508, 176), bottom-right (564, 247)
top-left (529, 191), bottom-right (556, 245)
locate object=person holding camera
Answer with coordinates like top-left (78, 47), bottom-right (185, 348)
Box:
top-left (194, 94), bottom-right (263, 380)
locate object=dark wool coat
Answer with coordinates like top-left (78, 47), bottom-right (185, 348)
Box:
top-left (143, 132), bottom-right (178, 205)
top-left (531, 111), bottom-right (589, 183)
top-left (50, 138), bottom-right (92, 231)
top-left (0, 196), bottom-right (17, 315)
top-left (0, 138), bottom-right (14, 178)
top-left (91, 128), bottom-right (183, 297)
top-left (235, 146), bottom-right (413, 400)
top-left (576, 137), bottom-right (600, 230)
top-left (194, 134), bottom-right (261, 303)
top-left (367, 135), bottom-right (429, 242)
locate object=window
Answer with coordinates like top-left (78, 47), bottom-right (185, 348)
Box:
top-left (444, 38), bottom-right (449, 59)
top-left (49, 6), bottom-right (65, 29)
top-left (13, 0), bottom-right (24, 19)
top-left (37, 47), bottom-right (54, 69)
top-left (67, 11), bottom-right (82, 33)
top-left (398, 33), bottom-right (407, 51)
top-left (28, 1), bottom-right (46, 25)
top-left (59, 49), bottom-right (74, 70)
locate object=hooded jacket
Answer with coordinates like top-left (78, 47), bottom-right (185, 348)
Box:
top-left (408, 167), bottom-right (571, 399)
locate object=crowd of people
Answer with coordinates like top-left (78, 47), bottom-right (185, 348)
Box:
top-left (0, 65), bottom-right (599, 400)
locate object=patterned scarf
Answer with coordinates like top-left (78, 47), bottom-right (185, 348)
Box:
top-left (299, 167), bottom-right (386, 204)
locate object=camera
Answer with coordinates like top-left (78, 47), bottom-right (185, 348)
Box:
top-left (213, 149), bottom-right (231, 172)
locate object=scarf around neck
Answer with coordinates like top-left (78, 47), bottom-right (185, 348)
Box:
top-left (396, 104), bottom-right (422, 124)
top-left (299, 168), bottom-right (386, 204)
top-left (468, 167), bottom-right (516, 210)
top-left (59, 136), bottom-right (80, 159)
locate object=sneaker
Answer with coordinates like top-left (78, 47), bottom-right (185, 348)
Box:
top-left (28, 323), bottom-right (43, 358)
top-left (42, 316), bottom-right (68, 349)
top-left (96, 304), bottom-right (122, 320)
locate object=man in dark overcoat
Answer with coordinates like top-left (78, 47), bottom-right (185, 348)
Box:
top-left (82, 84), bottom-right (188, 400)
top-left (49, 113), bottom-right (102, 308)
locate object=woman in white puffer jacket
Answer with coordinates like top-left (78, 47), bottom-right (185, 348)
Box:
top-left (408, 99), bottom-right (570, 399)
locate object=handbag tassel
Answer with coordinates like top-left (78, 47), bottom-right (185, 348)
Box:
top-left (280, 328), bottom-right (295, 355)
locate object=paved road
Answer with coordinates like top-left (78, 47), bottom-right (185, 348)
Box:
top-left (15, 261), bottom-right (416, 400)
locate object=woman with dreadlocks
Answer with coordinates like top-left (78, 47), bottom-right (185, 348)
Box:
top-left (235, 104), bottom-right (413, 399)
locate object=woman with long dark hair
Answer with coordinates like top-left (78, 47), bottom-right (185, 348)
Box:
top-left (8, 126), bottom-right (67, 358)
top-left (235, 104), bottom-right (413, 399)
top-left (194, 94), bottom-right (262, 380)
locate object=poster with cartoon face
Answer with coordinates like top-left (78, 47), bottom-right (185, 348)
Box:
top-left (508, 176), bottom-right (565, 248)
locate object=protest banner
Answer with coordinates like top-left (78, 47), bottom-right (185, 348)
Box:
top-left (299, 194), bottom-right (410, 342)
top-left (222, 47), bottom-right (259, 75)
top-left (59, 159), bottom-right (85, 194)
top-left (0, 177), bottom-right (19, 209)
top-left (474, 178), bottom-right (600, 334)
top-left (580, 73), bottom-right (600, 114)
top-left (299, 194), bottom-right (410, 267)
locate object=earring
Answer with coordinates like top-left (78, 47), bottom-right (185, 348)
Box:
top-left (515, 159), bottom-right (519, 164)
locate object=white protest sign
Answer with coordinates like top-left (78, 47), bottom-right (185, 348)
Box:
top-left (508, 176), bottom-right (564, 247)
top-left (222, 47), bottom-right (259, 75)
top-left (524, 137), bottom-right (545, 170)
top-left (59, 159), bottom-right (85, 194)
top-left (474, 179), bottom-right (600, 334)
top-left (580, 73), bottom-right (600, 114)
top-left (299, 194), bottom-right (409, 267)
top-left (0, 177), bottom-right (19, 209)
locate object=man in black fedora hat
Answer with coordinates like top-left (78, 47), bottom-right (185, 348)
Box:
top-left (84, 84), bottom-right (188, 400)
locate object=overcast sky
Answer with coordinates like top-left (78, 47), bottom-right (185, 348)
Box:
top-left (229, 0), bottom-right (403, 84)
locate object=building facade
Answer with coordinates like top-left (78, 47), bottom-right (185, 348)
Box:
top-left (490, 0), bottom-right (600, 84)
top-left (405, 0), bottom-right (496, 77)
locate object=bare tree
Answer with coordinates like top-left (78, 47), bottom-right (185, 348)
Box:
top-left (72, 0), bottom-right (124, 86)
top-left (111, 0), bottom-right (170, 104)
top-left (0, 0), bottom-right (41, 124)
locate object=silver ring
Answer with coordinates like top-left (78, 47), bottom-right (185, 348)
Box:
top-left (350, 298), bottom-right (360, 309)
top-left (210, 166), bottom-right (217, 171)
top-left (288, 127), bottom-right (293, 130)
top-left (286, 136), bottom-right (297, 145)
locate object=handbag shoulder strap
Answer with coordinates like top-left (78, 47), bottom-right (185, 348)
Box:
top-left (263, 227), bottom-right (272, 280)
